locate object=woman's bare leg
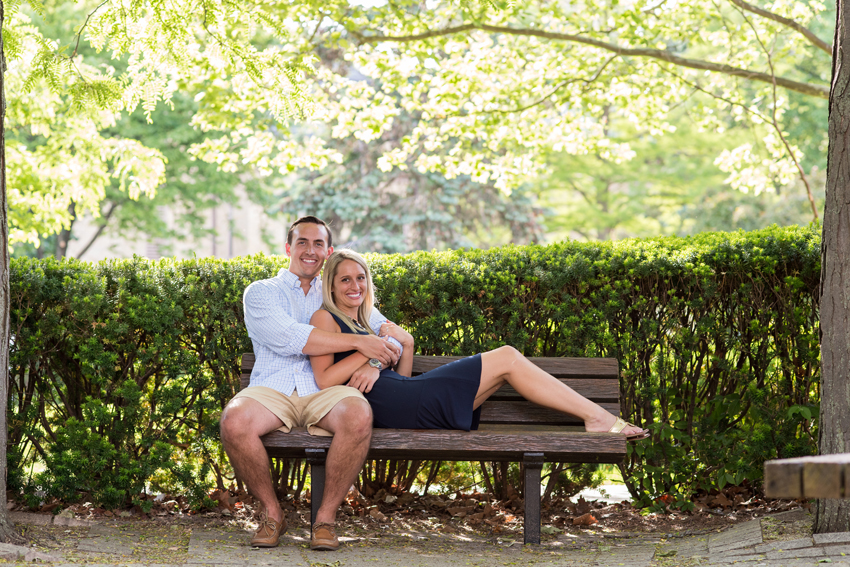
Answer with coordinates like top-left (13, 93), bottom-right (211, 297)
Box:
top-left (474, 346), bottom-right (645, 436)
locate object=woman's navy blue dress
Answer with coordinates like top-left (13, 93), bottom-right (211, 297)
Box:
top-left (329, 313), bottom-right (482, 430)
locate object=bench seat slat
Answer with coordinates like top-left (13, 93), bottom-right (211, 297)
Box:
top-left (260, 428), bottom-right (626, 463)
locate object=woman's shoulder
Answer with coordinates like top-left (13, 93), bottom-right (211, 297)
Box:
top-left (310, 308), bottom-right (341, 330)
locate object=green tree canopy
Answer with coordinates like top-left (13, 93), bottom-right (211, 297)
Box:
top-left (187, 0), bottom-right (831, 221)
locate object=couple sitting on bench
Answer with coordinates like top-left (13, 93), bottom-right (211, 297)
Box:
top-left (219, 215), bottom-right (649, 552)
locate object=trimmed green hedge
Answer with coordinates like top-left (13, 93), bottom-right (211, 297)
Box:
top-left (9, 225), bottom-right (820, 508)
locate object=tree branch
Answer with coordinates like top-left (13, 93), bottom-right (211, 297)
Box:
top-left (727, 0), bottom-right (832, 55)
top-left (75, 201), bottom-right (118, 260)
top-left (351, 24), bottom-right (829, 99)
top-left (659, 63), bottom-right (819, 219)
top-left (735, 3), bottom-right (819, 219)
top-left (71, 0), bottom-right (110, 59)
top-left (483, 56), bottom-right (616, 115)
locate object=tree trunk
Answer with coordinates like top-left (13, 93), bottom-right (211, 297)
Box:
top-left (816, 0), bottom-right (850, 534)
top-left (54, 202), bottom-right (75, 259)
top-left (0, 0), bottom-right (23, 543)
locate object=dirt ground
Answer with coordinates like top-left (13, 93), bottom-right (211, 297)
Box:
top-left (13, 483), bottom-right (812, 556)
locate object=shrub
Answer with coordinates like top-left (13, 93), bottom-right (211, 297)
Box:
top-left (8, 225), bottom-right (820, 507)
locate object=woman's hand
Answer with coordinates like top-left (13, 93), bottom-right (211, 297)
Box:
top-left (349, 363), bottom-right (380, 393)
top-left (379, 322), bottom-right (414, 348)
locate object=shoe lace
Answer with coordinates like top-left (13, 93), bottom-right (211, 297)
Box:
top-left (313, 522), bottom-right (335, 537)
top-left (257, 516), bottom-right (278, 536)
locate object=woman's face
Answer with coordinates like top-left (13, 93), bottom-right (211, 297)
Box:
top-left (332, 259), bottom-right (368, 314)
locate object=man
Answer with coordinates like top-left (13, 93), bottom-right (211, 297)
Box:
top-left (219, 216), bottom-right (401, 551)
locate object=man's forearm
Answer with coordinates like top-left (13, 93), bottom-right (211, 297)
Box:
top-left (303, 328), bottom-right (400, 367)
top-left (301, 328), bottom-right (361, 356)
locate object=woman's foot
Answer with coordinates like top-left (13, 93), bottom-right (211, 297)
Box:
top-left (584, 410), bottom-right (648, 439)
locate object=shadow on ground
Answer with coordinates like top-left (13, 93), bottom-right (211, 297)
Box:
top-left (3, 506), bottom-right (847, 566)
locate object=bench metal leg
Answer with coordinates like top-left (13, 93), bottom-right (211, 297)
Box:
top-left (306, 448), bottom-right (326, 526)
top-left (523, 453), bottom-right (545, 545)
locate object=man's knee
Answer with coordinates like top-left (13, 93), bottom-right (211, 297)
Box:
top-left (332, 398), bottom-right (373, 439)
top-left (220, 398), bottom-right (258, 444)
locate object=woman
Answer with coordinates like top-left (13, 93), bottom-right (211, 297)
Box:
top-left (308, 249), bottom-right (649, 440)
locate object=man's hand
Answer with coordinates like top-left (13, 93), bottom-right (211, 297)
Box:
top-left (349, 364), bottom-right (380, 393)
top-left (378, 322), bottom-right (414, 348)
top-left (354, 334), bottom-right (400, 367)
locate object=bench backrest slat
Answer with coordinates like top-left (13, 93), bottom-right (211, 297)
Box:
top-left (409, 356), bottom-right (618, 378)
top-left (239, 353), bottom-right (621, 425)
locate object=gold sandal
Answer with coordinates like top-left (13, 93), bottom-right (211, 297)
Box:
top-left (608, 417), bottom-right (650, 441)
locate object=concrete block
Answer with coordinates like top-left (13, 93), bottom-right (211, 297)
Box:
top-left (755, 537), bottom-right (815, 552)
top-left (708, 519), bottom-right (764, 553)
top-left (53, 515), bottom-right (93, 527)
top-left (0, 541), bottom-right (60, 562)
top-left (820, 544), bottom-right (850, 556)
top-left (766, 546), bottom-right (826, 559)
top-left (10, 511), bottom-right (51, 526)
top-left (815, 532), bottom-right (850, 545)
top-left (707, 552), bottom-right (765, 564)
top-left (187, 529), bottom-right (300, 566)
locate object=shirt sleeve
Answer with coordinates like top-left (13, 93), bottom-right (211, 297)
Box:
top-left (243, 281), bottom-right (314, 356)
top-left (369, 308), bottom-right (404, 354)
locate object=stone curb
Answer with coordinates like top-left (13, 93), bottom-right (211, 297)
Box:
top-left (0, 541), bottom-right (61, 562)
top-left (11, 511), bottom-right (93, 527)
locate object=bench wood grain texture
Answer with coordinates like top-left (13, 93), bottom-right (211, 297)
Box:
top-left (765, 454), bottom-right (850, 499)
top-left (240, 353), bottom-right (628, 544)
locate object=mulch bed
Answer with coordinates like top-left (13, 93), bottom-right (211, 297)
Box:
top-left (12, 481), bottom-right (810, 540)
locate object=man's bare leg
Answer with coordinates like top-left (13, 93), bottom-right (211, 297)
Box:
top-left (220, 397), bottom-right (285, 523)
top-left (312, 397), bottom-right (372, 525)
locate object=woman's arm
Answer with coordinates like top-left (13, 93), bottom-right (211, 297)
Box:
top-left (309, 310), bottom-right (376, 390)
top-left (378, 322), bottom-right (414, 377)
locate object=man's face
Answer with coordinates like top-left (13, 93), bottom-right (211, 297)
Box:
top-left (286, 223), bottom-right (333, 282)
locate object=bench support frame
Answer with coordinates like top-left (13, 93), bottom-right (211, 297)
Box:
top-left (523, 453), bottom-right (545, 544)
top-left (306, 448), bottom-right (548, 544)
top-left (306, 448), bottom-right (326, 524)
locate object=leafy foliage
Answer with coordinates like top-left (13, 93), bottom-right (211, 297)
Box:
top-left (5, 4), bottom-right (165, 247)
top-left (194, 0), bottom-right (831, 211)
top-left (8, 226), bottom-right (819, 506)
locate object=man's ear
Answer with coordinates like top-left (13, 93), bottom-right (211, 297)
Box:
top-left (328, 245), bottom-right (334, 255)
top-left (285, 242), bottom-right (292, 257)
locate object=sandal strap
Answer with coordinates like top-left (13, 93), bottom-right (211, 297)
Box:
top-left (608, 417), bottom-right (630, 434)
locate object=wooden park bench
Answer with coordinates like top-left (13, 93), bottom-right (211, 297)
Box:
top-left (240, 354), bottom-right (628, 544)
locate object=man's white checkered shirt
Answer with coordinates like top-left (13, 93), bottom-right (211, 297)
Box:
top-left (243, 268), bottom-right (397, 396)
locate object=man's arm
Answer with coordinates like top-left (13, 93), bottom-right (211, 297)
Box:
top-left (244, 280), bottom-right (317, 356)
top-left (303, 327), bottom-right (398, 367)
top-left (243, 281), bottom-right (399, 365)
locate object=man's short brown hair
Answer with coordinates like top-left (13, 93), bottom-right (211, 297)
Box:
top-left (286, 216), bottom-right (333, 247)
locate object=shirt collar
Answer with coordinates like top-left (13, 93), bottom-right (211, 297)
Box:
top-left (277, 268), bottom-right (320, 290)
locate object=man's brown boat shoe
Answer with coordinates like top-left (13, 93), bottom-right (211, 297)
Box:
top-left (251, 515), bottom-right (287, 547)
top-left (310, 522), bottom-right (339, 551)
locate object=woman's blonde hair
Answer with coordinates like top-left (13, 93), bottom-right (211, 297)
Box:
top-left (321, 249), bottom-right (377, 335)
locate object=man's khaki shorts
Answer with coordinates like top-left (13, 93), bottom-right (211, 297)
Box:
top-left (232, 385), bottom-right (367, 437)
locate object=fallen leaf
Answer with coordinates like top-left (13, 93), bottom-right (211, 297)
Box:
top-left (711, 493), bottom-right (732, 508)
top-left (573, 513), bottom-right (597, 526)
